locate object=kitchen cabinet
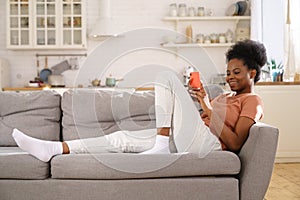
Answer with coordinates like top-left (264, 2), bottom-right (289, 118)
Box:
top-left (255, 84), bottom-right (300, 163)
top-left (162, 16), bottom-right (251, 48)
top-left (7, 0), bottom-right (86, 50)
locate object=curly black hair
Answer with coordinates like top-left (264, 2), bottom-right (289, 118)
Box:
top-left (225, 40), bottom-right (267, 83)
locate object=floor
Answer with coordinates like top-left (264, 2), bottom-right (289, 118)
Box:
top-left (264, 163), bottom-right (300, 200)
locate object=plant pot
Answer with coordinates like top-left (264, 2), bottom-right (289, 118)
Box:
top-left (272, 70), bottom-right (283, 82)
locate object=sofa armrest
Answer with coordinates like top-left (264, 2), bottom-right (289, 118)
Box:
top-left (238, 122), bottom-right (279, 200)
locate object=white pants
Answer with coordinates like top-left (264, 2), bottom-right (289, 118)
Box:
top-left (66, 129), bottom-right (157, 154)
top-left (66, 72), bottom-right (221, 156)
top-left (155, 71), bottom-right (221, 157)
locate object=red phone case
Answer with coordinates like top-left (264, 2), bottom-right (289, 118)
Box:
top-left (189, 72), bottom-right (202, 89)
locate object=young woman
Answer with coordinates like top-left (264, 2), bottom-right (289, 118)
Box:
top-left (12, 39), bottom-right (267, 162)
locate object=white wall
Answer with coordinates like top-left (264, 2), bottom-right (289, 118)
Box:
top-left (0, 0), bottom-right (283, 88)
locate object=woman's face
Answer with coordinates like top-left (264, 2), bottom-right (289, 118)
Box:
top-left (226, 58), bottom-right (255, 94)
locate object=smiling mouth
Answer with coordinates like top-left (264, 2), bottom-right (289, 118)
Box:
top-left (229, 81), bottom-right (237, 87)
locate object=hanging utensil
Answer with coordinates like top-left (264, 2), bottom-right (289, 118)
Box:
top-left (36, 58), bottom-right (40, 77)
top-left (39, 56), bottom-right (52, 83)
top-left (34, 58), bottom-right (42, 82)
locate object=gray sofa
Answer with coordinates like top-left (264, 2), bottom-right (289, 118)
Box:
top-left (0, 89), bottom-right (278, 200)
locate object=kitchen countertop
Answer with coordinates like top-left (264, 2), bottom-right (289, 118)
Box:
top-left (3, 82), bottom-right (300, 92)
top-left (2, 87), bottom-right (46, 91)
top-left (2, 87), bottom-right (155, 92)
top-left (256, 81), bottom-right (300, 85)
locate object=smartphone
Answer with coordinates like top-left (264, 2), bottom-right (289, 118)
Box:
top-left (189, 72), bottom-right (202, 90)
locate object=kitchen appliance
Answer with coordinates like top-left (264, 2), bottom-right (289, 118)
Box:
top-left (48, 59), bottom-right (72, 87)
top-left (91, 78), bottom-right (101, 87)
top-left (48, 75), bottom-right (65, 87)
top-left (51, 60), bottom-right (70, 75)
top-left (0, 58), bottom-right (10, 91)
top-left (105, 75), bottom-right (123, 87)
top-left (89, 0), bottom-right (123, 38)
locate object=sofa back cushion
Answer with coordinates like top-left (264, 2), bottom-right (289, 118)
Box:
top-left (61, 89), bottom-right (156, 141)
top-left (0, 91), bottom-right (61, 146)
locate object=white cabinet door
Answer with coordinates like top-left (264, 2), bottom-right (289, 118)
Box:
top-left (7, 0), bottom-right (31, 48)
top-left (255, 85), bottom-right (300, 163)
top-left (7, 0), bottom-right (86, 50)
top-left (34, 0), bottom-right (57, 47)
top-left (61, 0), bottom-right (86, 48)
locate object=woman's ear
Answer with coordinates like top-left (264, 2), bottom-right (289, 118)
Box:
top-left (250, 69), bottom-right (257, 79)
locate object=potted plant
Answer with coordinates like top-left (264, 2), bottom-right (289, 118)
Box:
top-left (268, 59), bottom-right (284, 82)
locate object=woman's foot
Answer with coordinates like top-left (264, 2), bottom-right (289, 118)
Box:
top-left (12, 128), bottom-right (63, 162)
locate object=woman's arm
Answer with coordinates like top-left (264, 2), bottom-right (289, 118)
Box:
top-left (210, 115), bottom-right (255, 152)
top-left (190, 88), bottom-right (259, 152)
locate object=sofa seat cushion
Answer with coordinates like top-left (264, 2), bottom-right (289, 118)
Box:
top-left (51, 151), bottom-right (240, 180)
top-left (0, 147), bottom-right (50, 179)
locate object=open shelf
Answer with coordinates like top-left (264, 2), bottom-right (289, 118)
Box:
top-left (163, 16), bottom-right (251, 21)
top-left (162, 43), bottom-right (234, 48)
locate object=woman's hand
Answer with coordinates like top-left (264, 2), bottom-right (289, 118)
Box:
top-left (200, 110), bottom-right (211, 126)
top-left (189, 85), bottom-right (212, 116)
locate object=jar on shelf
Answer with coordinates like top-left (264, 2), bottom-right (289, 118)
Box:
top-left (219, 33), bottom-right (226, 43)
top-left (294, 73), bottom-right (300, 82)
top-left (198, 7), bottom-right (205, 16)
top-left (169, 3), bottom-right (178, 17)
top-left (204, 36), bottom-right (211, 44)
top-left (196, 34), bottom-right (204, 43)
top-left (188, 7), bottom-right (196, 17)
top-left (226, 29), bottom-right (234, 43)
top-left (178, 4), bottom-right (187, 17)
top-left (210, 33), bottom-right (218, 43)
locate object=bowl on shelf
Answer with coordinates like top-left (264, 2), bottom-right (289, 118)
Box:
top-left (237, 1), bottom-right (248, 16)
top-left (226, 1), bottom-right (248, 16)
top-left (226, 3), bottom-right (239, 16)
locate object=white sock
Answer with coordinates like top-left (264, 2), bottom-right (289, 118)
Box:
top-left (139, 135), bottom-right (170, 154)
top-left (12, 128), bottom-right (63, 162)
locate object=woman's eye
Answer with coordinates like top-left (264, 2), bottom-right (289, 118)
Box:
top-left (234, 71), bottom-right (240, 74)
